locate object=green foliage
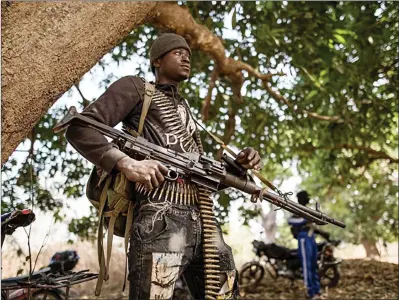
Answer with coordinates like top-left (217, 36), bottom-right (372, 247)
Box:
top-left (2, 1), bottom-right (397, 245)
top-left (302, 160), bottom-right (398, 244)
top-left (68, 207), bottom-right (99, 242)
top-left (1, 105), bottom-right (89, 227)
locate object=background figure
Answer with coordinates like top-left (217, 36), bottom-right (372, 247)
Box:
top-left (288, 190), bottom-right (322, 300)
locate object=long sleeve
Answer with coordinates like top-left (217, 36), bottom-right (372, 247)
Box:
top-left (65, 76), bottom-right (143, 174)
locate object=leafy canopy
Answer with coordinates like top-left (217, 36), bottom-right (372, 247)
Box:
top-left (2, 1), bottom-right (397, 244)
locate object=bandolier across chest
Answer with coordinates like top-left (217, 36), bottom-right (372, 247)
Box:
top-left (132, 88), bottom-right (202, 206)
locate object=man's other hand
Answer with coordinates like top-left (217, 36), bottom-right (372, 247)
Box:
top-left (235, 147), bottom-right (262, 170)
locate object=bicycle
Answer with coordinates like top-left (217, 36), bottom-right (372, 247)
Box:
top-left (1, 209), bottom-right (98, 300)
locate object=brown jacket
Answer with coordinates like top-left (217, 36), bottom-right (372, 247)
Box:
top-left (65, 76), bottom-right (199, 174)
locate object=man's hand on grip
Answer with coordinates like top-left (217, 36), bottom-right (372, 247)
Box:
top-left (116, 157), bottom-right (168, 191)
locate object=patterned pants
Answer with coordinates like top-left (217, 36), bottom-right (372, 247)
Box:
top-left (128, 203), bottom-right (238, 300)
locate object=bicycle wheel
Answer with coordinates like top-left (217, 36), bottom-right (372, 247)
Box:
top-left (239, 262), bottom-right (265, 288)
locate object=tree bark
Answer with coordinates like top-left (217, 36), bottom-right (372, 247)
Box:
top-left (361, 239), bottom-right (380, 258)
top-left (261, 205), bottom-right (277, 244)
top-left (1, 1), bottom-right (157, 164)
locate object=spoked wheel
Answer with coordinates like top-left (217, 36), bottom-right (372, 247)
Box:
top-left (32, 290), bottom-right (64, 300)
top-left (320, 265), bottom-right (340, 288)
top-left (239, 262), bottom-right (265, 288)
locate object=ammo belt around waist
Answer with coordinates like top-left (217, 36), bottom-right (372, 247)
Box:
top-left (135, 180), bottom-right (198, 206)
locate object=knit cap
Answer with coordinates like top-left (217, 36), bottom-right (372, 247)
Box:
top-left (149, 33), bottom-right (191, 66)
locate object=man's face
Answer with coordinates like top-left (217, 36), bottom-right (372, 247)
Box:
top-left (154, 48), bottom-right (191, 82)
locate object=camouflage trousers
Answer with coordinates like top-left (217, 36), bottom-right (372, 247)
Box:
top-left (127, 202), bottom-right (239, 300)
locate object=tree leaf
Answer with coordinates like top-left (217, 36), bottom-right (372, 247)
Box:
top-left (334, 28), bottom-right (355, 36)
top-left (307, 90), bottom-right (318, 100)
top-left (333, 33), bottom-right (346, 45)
top-left (231, 7), bottom-right (237, 29)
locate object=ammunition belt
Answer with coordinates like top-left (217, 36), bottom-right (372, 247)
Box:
top-left (135, 181), bottom-right (198, 206)
top-left (152, 90), bottom-right (199, 153)
top-left (197, 186), bottom-right (220, 299)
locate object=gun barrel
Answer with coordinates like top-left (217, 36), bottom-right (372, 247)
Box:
top-left (262, 189), bottom-right (346, 228)
top-left (223, 173), bottom-right (346, 228)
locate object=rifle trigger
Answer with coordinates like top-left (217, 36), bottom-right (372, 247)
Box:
top-left (250, 194), bottom-right (257, 203)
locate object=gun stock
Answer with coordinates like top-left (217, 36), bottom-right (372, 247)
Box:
top-left (53, 106), bottom-right (79, 133)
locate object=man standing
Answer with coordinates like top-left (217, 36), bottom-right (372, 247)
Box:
top-left (65, 33), bottom-right (261, 300)
top-left (288, 190), bottom-right (323, 300)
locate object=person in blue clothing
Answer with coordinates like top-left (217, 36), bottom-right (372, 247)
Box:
top-left (288, 190), bottom-right (324, 300)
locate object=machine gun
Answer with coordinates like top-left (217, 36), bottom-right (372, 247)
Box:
top-left (54, 106), bottom-right (346, 229)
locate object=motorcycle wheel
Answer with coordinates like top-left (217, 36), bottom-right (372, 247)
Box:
top-left (320, 265), bottom-right (340, 288)
top-left (32, 290), bottom-right (64, 300)
top-left (239, 262), bottom-right (265, 288)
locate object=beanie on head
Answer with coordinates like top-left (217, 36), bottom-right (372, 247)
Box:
top-left (296, 190), bottom-right (310, 206)
top-left (149, 33), bottom-right (191, 66)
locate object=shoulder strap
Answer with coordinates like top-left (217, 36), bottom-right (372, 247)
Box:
top-left (137, 81), bottom-right (155, 135)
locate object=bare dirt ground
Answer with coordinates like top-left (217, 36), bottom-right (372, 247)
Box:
top-left (2, 241), bottom-right (398, 299)
top-left (240, 259), bottom-right (398, 300)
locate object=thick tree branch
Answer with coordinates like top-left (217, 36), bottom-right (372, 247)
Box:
top-left (151, 1), bottom-right (344, 139)
top-left (202, 67), bottom-right (219, 121)
top-left (263, 81), bottom-right (344, 123)
top-left (2, 1), bottom-right (157, 165)
top-left (302, 144), bottom-right (398, 163)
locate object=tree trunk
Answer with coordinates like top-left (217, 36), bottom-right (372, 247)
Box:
top-left (2, 1), bottom-right (268, 166)
top-left (361, 239), bottom-right (380, 258)
top-left (1, 1), bottom-right (157, 164)
top-left (261, 205), bottom-right (277, 244)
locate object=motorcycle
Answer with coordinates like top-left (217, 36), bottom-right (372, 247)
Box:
top-left (239, 239), bottom-right (342, 289)
top-left (1, 209), bottom-right (97, 300)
